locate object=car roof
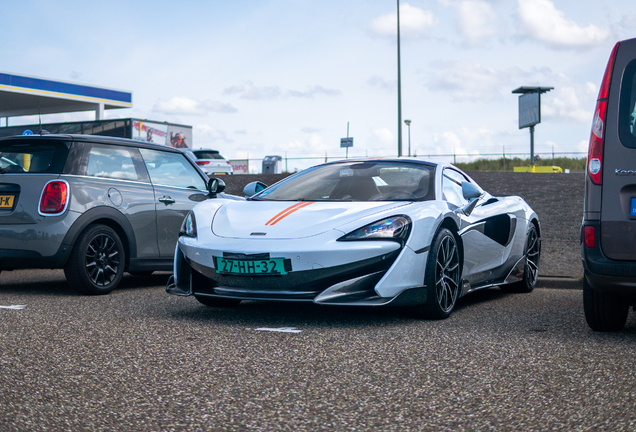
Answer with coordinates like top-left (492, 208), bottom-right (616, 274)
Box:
top-left (0, 134), bottom-right (186, 154)
top-left (320, 156), bottom-right (438, 168)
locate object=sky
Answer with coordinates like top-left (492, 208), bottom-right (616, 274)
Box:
top-left (2, 0), bottom-right (635, 172)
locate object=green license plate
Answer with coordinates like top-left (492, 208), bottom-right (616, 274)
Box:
top-left (215, 257), bottom-right (289, 275)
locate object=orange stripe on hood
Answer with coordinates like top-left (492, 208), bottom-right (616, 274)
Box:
top-left (265, 201), bottom-right (316, 226)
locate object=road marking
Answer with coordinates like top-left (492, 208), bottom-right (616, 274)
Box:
top-left (0, 305), bottom-right (26, 310)
top-left (256, 327), bottom-right (302, 333)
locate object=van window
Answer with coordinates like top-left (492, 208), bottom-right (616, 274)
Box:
top-left (619, 59), bottom-right (636, 148)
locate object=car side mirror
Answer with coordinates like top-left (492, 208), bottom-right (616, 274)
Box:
top-left (459, 182), bottom-right (482, 216)
top-left (462, 182), bottom-right (481, 201)
top-left (208, 178), bottom-right (226, 198)
top-left (243, 181), bottom-right (267, 197)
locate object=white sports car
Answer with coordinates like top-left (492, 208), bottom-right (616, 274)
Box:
top-left (167, 158), bottom-right (540, 319)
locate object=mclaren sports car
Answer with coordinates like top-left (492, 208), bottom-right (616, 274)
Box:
top-left (167, 158), bottom-right (540, 319)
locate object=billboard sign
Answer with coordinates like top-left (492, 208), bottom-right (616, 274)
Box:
top-left (230, 159), bottom-right (249, 174)
top-left (340, 137), bottom-right (353, 148)
top-left (132, 120), bottom-right (168, 145)
top-left (518, 93), bottom-right (540, 129)
top-left (131, 120), bottom-right (193, 148)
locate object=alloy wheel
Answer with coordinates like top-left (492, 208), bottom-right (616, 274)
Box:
top-left (85, 233), bottom-right (121, 287)
top-left (435, 234), bottom-right (461, 313)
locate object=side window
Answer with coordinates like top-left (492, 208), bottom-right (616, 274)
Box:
top-left (442, 169), bottom-right (469, 207)
top-left (139, 148), bottom-right (207, 191)
top-left (619, 59), bottom-right (636, 148)
top-left (86, 145), bottom-right (140, 181)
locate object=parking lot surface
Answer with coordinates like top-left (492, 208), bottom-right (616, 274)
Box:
top-left (1, 270), bottom-right (635, 431)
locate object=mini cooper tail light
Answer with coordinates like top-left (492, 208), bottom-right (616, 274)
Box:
top-left (584, 225), bottom-right (596, 248)
top-left (196, 161), bottom-right (210, 166)
top-left (587, 42), bottom-right (619, 185)
top-left (39, 181), bottom-right (69, 215)
top-left (180, 211), bottom-right (197, 237)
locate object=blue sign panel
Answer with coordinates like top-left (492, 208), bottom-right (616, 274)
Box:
top-left (631, 197), bottom-right (636, 217)
top-left (22, 130), bottom-right (33, 135)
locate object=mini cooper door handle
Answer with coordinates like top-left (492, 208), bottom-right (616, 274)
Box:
top-left (158, 196), bottom-right (175, 205)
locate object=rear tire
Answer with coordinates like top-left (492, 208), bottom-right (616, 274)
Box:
top-left (194, 295), bottom-right (242, 307)
top-left (64, 224), bottom-right (125, 295)
top-left (414, 228), bottom-right (461, 320)
top-left (583, 277), bottom-right (629, 332)
top-left (501, 223), bottom-right (540, 293)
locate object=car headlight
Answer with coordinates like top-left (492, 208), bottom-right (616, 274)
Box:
top-left (338, 215), bottom-right (411, 245)
top-left (179, 211), bottom-right (197, 237)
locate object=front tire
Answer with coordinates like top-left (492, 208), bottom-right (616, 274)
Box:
top-left (194, 295), bottom-right (242, 307)
top-left (583, 277), bottom-right (629, 332)
top-left (64, 224), bottom-right (125, 295)
top-left (415, 228), bottom-right (461, 319)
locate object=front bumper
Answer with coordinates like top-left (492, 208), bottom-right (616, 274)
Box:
top-left (167, 239), bottom-right (427, 306)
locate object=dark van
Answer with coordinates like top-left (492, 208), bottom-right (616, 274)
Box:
top-left (582, 37), bottom-right (636, 331)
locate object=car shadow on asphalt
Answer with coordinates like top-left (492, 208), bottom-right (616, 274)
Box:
top-left (0, 271), bottom-right (172, 296)
top-left (169, 287), bottom-right (511, 328)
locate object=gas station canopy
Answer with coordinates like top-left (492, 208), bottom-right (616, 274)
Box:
top-left (0, 71), bottom-right (132, 119)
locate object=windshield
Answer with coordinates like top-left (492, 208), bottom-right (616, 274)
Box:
top-left (193, 151), bottom-right (224, 160)
top-left (254, 161), bottom-right (435, 202)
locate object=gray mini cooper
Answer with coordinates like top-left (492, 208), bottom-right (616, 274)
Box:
top-left (0, 134), bottom-right (232, 295)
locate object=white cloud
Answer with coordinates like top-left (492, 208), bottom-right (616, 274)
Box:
top-left (370, 128), bottom-right (395, 149)
top-left (194, 124), bottom-right (233, 145)
top-left (153, 96), bottom-right (237, 115)
top-left (455, 1), bottom-right (498, 45)
top-left (542, 82), bottom-right (597, 123)
top-left (223, 81), bottom-right (282, 100)
top-left (428, 129), bottom-right (484, 162)
top-left (223, 81), bottom-right (340, 100)
top-left (517, 0), bottom-right (613, 49)
top-left (371, 3), bottom-right (437, 38)
top-left (368, 75), bottom-right (397, 91)
top-left (287, 86), bottom-right (341, 98)
top-left (621, 14), bottom-right (636, 29)
top-left (428, 61), bottom-right (510, 101)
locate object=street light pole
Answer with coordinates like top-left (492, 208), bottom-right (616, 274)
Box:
top-left (397, 0), bottom-right (403, 157)
top-left (404, 119), bottom-right (411, 157)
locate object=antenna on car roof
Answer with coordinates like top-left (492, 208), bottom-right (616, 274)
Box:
top-left (38, 101), bottom-right (42, 135)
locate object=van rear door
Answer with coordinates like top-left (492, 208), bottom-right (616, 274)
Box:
top-left (600, 38), bottom-right (636, 260)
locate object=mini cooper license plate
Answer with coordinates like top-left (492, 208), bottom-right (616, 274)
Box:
top-left (215, 257), bottom-right (289, 275)
top-left (0, 195), bottom-right (15, 208)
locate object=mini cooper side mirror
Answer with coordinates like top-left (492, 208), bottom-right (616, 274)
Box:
top-left (243, 181), bottom-right (267, 197)
top-left (208, 178), bottom-right (226, 198)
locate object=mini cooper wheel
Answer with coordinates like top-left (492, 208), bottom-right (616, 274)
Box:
top-left (501, 224), bottom-right (540, 293)
top-left (194, 295), bottom-right (242, 307)
top-left (64, 224), bottom-right (125, 295)
top-left (415, 228), bottom-right (461, 319)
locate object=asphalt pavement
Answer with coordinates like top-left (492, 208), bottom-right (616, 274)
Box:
top-left (1, 269), bottom-right (634, 432)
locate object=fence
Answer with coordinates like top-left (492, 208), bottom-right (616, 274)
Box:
top-left (232, 151), bottom-right (588, 174)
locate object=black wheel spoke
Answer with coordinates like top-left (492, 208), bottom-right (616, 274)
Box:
top-left (435, 234), bottom-right (460, 314)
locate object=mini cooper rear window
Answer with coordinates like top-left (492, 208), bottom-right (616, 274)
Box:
top-left (619, 59), bottom-right (636, 148)
top-left (0, 140), bottom-right (69, 174)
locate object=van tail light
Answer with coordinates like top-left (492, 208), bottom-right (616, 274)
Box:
top-left (196, 161), bottom-right (210, 166)
top-left (584, 225), bottom-right (596, 248)
top-left (39, 180), bottom-right (69, 215)
top-left (227, 161), bottom-right (232, 165)
top-left (587, 42), bottom-right (619, 185)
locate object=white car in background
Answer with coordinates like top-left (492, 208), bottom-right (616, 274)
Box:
top-left (184, 149), bottom-right (233, 175)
